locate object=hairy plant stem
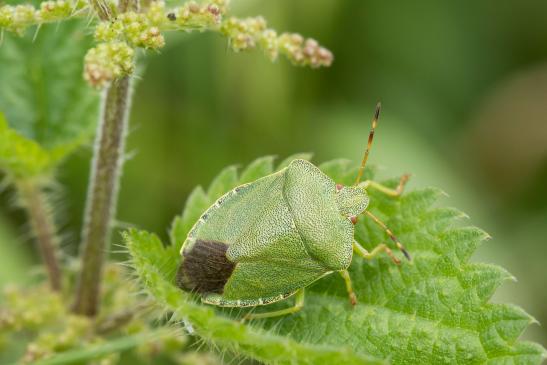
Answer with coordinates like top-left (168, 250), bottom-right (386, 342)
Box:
top-left (17, 180), bottom-right (62, 291)
top-left (73, 77), bottom-right (132, 316)
top-left (89, 0), bottom-right (111, 21)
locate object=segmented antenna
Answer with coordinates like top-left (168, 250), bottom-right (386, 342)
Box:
top-left (354, 102), bottom-right (381, 185)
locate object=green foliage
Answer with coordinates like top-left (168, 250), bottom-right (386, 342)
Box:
top-left (0, 19), bottom-right (99, 178)
top-left (125, 229), bottom-right (383, 365)
top-left (0, 215), bottom-right (31, 286)
top-left (126, 156), bottom-right (546, 364)
top-left (0, 265), bottom-right (194, 364)
top-left (31, 329), bottom-right (179, 365)
top-left (0, 113), bottom-right (65, 179)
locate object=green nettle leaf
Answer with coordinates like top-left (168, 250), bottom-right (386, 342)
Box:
top-left (0, 113), bottom-right (68, 178)
top-left (277, 153), bottom-right (313, 170)
top-left (126, 156), bottom-right (546, 365)
top-left (238, 155), bottom-right (275, 184)
top-left (0, 19), bottom-right (99, 178)
top-left (207, 165), bottom-right (239, 201)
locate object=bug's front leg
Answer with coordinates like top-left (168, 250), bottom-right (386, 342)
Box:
top-left (360, 174), bottom-right (410, 197)
top-left (353, 240), bottom-right (401, 264)
top-left (242, 289), bottom-right (305, 321)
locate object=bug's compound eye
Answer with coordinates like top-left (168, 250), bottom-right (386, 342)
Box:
top-left (335, 183), bottom-right (343, 192)
top-left (349, 215), bottom-right (358, 225)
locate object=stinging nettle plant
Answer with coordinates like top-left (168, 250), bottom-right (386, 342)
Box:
top-left (125, 155), bottom-right (546, 364)
top-left (0, 0), bottom-right (545, 364)
top-left (0, 0), bottom-right (332, 314)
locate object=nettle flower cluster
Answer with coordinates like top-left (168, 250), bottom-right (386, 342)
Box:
top-left (0, 0), bottom-right (86, 35)
top-left (221, 17), bottom-right (333, 68)
top-left (0, 265), bottom-right (186, 364)
top-left (0, 0), bottom-right (333, 88)
top-left (85, 0), bottom-right (333, 87)
top-left (84, 0), bottom-right (227, 87)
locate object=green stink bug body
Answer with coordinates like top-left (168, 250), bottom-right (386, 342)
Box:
top-left (177, 104), bottom-right (410, 319)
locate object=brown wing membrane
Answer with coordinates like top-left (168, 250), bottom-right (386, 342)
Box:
top-left (176, 240), bottom-right (236, 294)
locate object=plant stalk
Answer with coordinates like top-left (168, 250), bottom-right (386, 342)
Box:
top-left (89, 0), bottom-right (111, 21)
top-left (17, 180), bottom-right (62, 291)
top-left (73, 77), bottom-right (132, 316)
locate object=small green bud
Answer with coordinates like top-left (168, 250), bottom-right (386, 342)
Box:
top-left (37, 0), bottom-right (72, 22)
top-left (2, 285), bottom-right (64, 331)
top-left (278, 33), bottom-right (333, 68)
top-left (219, 16), bottom-right (332, 67)
top-left (258, 29), bottom-right (278, 61)
top-left (14, 5), bottom-right (37, 25)
top-left (173, 1), bottom-right (222, 29)
top-left (95, 20), bottom-right (123, 42)
top-left (211, 0), bottom-right (229, 14)
top-left (95, 10), bottom-right (165, 50)
top-left (84, 42), bottom-right (135, 88)
top-left (1, 1), bottom-right (85, 34)
top-left (145, 0), bottom-right (165, 26)
top-left (221, 16), bottom-right (267, 52)
top-left (0, 6), bottom-right (14, 29)
top-left (139, 26), bottom-right (165, 49)
top-left (1, 4), bottom-right (38, 34)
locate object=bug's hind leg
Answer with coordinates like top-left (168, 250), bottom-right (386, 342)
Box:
top-left (339, 270), bottom-right (358, 306)
top-left (353, 240), bottom-right (401, 265)
top-left (360, 174), bottom-right (410, 197)
top-left (243, 289), bottom-right (305, 321)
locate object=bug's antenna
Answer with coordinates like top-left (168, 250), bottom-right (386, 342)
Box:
top-left (355, 102), bottom-right (381, 185)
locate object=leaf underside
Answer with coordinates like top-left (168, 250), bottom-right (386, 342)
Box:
top-left (125, 155), bottom-right (546, 365)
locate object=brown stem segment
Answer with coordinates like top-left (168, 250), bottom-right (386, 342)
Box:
top-left (90, 0), bottom-right (111, 21)
top-left (17, 180), bottom-right (62, 291)
top-left (73, 77), bottom-right (132, 316)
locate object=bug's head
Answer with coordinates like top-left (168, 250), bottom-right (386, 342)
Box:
top-left (335, 183), bottom-right (369, 222)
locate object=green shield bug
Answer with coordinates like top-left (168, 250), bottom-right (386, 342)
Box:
top-left (176, 103), bottom-right (411, 320)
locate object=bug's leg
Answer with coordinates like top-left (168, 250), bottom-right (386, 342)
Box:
top-left (363, 210), bottom-right (411, 261)
top-left (243, 289), bottom-right (305, 321)
top-left (353, 240), bottom-right (401, 264)
top-left (339, 270), bottom-right (358, 306)
top-left (360, 173), bottom-right (410, 197)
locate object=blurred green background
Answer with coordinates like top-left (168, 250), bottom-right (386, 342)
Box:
top-left (1, 0), bottom-right (546, 348)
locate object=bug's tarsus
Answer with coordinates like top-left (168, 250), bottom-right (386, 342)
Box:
top-left (395, 173), bottom-right (411, 196)
top-left (353, 241), bottom-right (401, 264)
top-left (360, 173), bottom-right (411, 197)
top-left (364, 210), bottom-right (411, 261)
top-left (355, 102), bottom-right (381, 185)
top-left (382, 244), bottom-right (401, 265)
top-left (339, 270), bottom-right (358, 306)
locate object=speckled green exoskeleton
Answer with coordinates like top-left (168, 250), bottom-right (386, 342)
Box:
top-left (177, 103), bottom-right (411, 320)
